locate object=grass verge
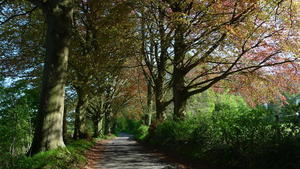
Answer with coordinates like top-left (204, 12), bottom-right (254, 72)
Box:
top-left (6, 139), bottom-right (95, 169)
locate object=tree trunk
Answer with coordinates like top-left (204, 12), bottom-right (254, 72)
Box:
top-left (104, 110), bottom-right (111, 135)
top-left (155, 93), bottom-right (166, 122)
top-left (63, 106), bottom-right (68, 142)
top-left (146, 80), bottom-right (153, 126)
top-left (153, 70), bottom-right (169, 123)
top-left (28, 0), bottom-right (73, 155)
top-left (73, 88), bottom-right (89, 139)
top-left (154, 57), bottom-right (167, 122)
top-left (93, 116), bottom-right (103, 138)
top-left (79, 100), bottom-right (89, 138)
top-left (154, 9), bottom-right (168, 123)
top-left (173, 82), bottom-right (187, 120)
top-left (92, 119), bottom-right (100, 138)
top-left (172, 25), bottom-right (187, 120)
top-left (73, 103), bottom-right (80, 139)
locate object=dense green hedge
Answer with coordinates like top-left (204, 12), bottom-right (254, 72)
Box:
top-left (114, 92), bottom-right (300, 169)
top-left (144, 108), bottom-right (300, 169)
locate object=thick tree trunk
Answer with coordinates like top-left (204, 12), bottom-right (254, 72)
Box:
top-left (154, 56), bottom-right (167, 122)
top-left (173, 83), bottom-right (187, 120)
top-left (93, 116), bottom-right (103, 138)
top-left (154, 10), bottom-right (168, 123)
top-left (79, 101), bottom-right (89, 138)
top-left (155, 92), bottom-right (166, 122)
top-left (73, 88), bottom-right (89, 139)
top-left (104, 110), bottom-right (111, 135)
top-left (92, 119), bottom-right (99, 138)
top-left (154, 57), bottom-right (167, 123)
top-left (29, 0), bottom-right (73, 155)
top-left (172, 25), bottom-right (187, 120)
top-left (172, 67), bottom-right (187, 120)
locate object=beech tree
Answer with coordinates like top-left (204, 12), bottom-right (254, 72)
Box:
top-left (26, 0), bottom-right (74, 155)
top-left (1, 0), bottom-right (76, 154)
top-left (140, 0), bottom-right (299, 120)
top-left (0, 0), bottom-right (76, 155)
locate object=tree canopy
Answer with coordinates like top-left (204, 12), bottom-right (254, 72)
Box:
top-left (0, 1), bottom-right (300, 168)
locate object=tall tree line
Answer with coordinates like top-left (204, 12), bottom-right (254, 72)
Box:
top-left (0, 0), bottom-right (137, 155)
top-left (0, 0), bottom-right (299, 156)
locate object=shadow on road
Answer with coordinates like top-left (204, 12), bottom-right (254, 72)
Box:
top-left (93, 134), bottom-right (183, 169)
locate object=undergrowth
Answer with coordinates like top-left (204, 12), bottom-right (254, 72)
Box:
top-left (127, 107), bottom-right (300, 169)
top-left (3, 139), bottom-right (95, 169)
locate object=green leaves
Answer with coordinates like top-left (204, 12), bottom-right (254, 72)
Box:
top-left (0, 79), bottom-right (39, 167)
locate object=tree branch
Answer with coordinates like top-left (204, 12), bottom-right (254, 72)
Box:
top-left (0, 6), bottom-right (38, 25)
top-left (187, 58), bottom-right (297, 97)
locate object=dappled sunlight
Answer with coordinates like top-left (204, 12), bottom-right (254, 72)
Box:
top-left (1, 0), bottom-right (300, 168)
top-left (94, 136), bottom-right (183, 169)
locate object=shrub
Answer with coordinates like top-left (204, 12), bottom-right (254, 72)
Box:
top-left (135, 125), bottom-right (149, 141)
top-left (146, 106), bottom-right (300, 169)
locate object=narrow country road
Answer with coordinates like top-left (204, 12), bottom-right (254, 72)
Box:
top-left (92, 134), bottom-right (184, 169)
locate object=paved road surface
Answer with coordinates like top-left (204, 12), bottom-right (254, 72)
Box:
top-left (94, 134), bottom-right (183, 169)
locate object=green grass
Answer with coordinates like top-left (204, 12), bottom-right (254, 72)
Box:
top-left (5, 139), bottom-right (95, 169)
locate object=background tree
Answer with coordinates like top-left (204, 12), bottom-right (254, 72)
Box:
top-left (69, 0), bottom-right (138, 138)
top-left (136, 0), bottom-right (174, 123)
top-left (145, 0), bottom-right (299, 119)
